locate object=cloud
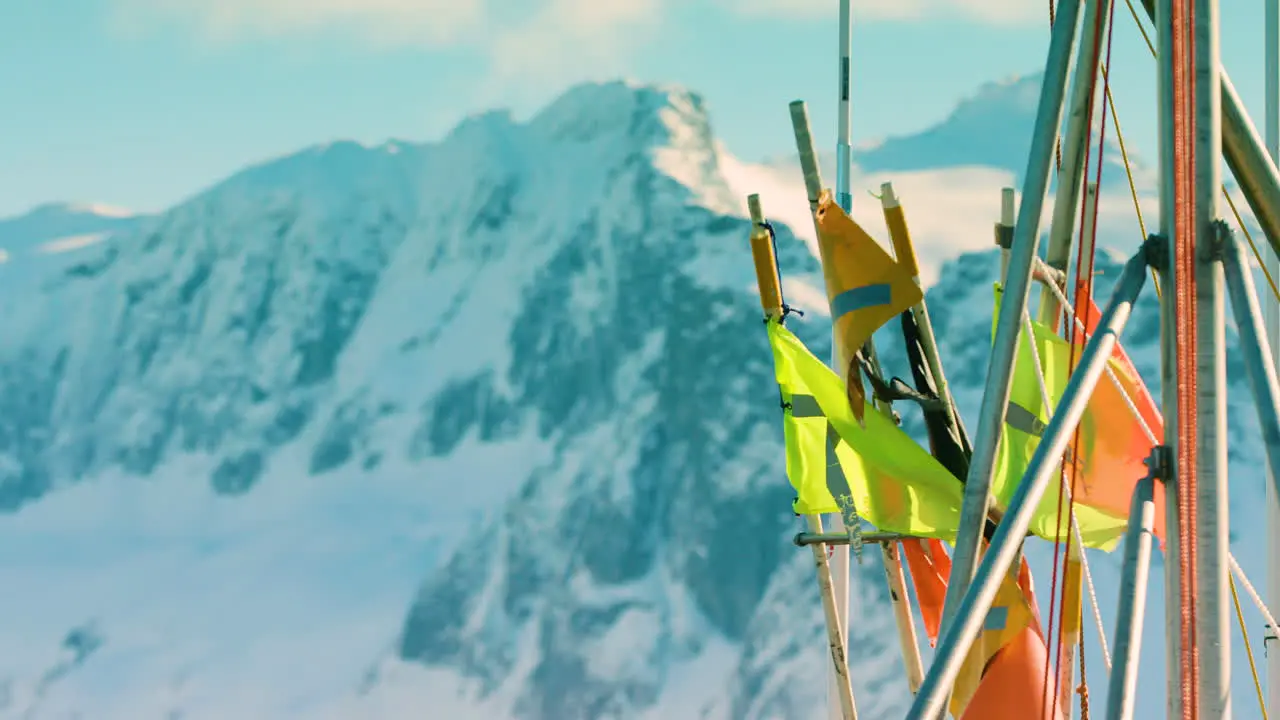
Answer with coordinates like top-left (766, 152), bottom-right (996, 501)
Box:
top-left (111, 0), bottom-right (664, 103)
top-left (112, 0), bottom-right (488, 46)
top-left (484, 0), bottom-right (663, 95)
top-left (717, 0), bottom-right (1043, 25)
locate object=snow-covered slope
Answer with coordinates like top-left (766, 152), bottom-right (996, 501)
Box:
top-left (0, 72), bottom-right (1272, 720)
top-left (0, 202), bottom-right (141, 255)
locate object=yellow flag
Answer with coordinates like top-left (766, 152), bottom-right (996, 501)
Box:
top-left (813, 191), bottom-right (923, 421)
top-left (991, 284), bottom-right (1136, 551)
top-left (766, 318), bottom-right (963, 538)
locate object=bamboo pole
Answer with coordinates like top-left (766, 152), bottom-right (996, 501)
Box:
top-left (785, 104), bottom-right (857, 719)
top-left (748, 194), bottom-right (857, 720)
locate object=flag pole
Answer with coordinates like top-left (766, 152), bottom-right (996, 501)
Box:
top-left (1039, 0), bottom-right (1114, 327)
top-left (876, 182), bottom-right (938, 694)
top-left (790, 94), bottom-right (853, 719)
top-left (937, 0), bottom-right (1083, 648)
top-left (832, 3), bottom-right (855, 711)
top-left (907, 247), bottom-right (1152, 720)
top-left (997, 187), bottom-right (1015, 281)
top-left (836, 0), bottom-right (853, 215)
top-left (748, 194), bottom-right (858, 720)
top-left (1104, 470), bottom-right (1159, 720)
top-left (1135, 0), bottom-right (1280, 258)
top-left (1264, 0), bottom-right (1280, 706)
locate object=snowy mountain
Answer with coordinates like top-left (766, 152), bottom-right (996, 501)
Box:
top-left (0, 71), bottom-right (1273, 720)
top-left (0, 202), bottom-right (141, 255)
top-left (766, 72), bottom-right (1159, 214)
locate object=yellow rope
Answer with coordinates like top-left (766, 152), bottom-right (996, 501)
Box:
top-left (1122, 0), bottom-right (1157, 57)
top-left (1225, 188), bottom-right (1280, 300)
top-left (1100, 67), bottom-right (1160, 297)
top-left (1114, 0), bottom-right (1280, 305)
top-left (1230, 573), bottom-right (1270, 720)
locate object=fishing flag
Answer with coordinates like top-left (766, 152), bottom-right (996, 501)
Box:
top-left (765, 317), bottom-right (964, 538)
top-left (1070, 292), bottom-right (1168, 540)
top-left (900, 539), bottom-right (1059, 719)
top-left (991, 284), bottom-right (1162, 550)
top-left (812, 191), bottom-right (922, 424)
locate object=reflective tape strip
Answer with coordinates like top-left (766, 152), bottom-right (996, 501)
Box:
top-left (1005, 402), bottom-right (1047, 437)
top-left (789, 394), bottom-right (861, 525)
top-left (790, 394), bottom-right (823, 419)
top-left (825, 423), bottom-right (847, 501)
top-left (984, 606), bottom-right (1009, 632)
top-left (831, 283), bottom-right (892, 319)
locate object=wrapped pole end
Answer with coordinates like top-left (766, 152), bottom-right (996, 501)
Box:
top-left (748, 193), bottom-right (766, 228)
top-left (880, 182), bottom-right (899, 208)
top-left (747, 195), bottom-right (784, 319)
top-left (880, 181), bottom-right (920, 278)
top-left (789, 101), bottom-right (825, 206)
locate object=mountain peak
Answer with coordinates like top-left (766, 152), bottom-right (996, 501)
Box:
top-left (528, 79), bottom-right (707, 143)
top-left (855, 71), bottom-right (1043, 175)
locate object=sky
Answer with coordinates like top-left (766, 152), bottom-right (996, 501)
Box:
top-left (0, 0), bottom-right (1272, 218)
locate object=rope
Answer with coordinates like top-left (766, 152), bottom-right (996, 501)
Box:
top-left (1020, 308), bottom-right (1115, 674)
top-left (1230, 571), bottom-right (1270, 720)
top-left (1038, 275), bottom-right (1280, 638)
top-left (1117, 0), bottom-right (1280, 307)
top-left (1080, 542), bottom-right (1113, 671)
top-left (1100, 72), bottom-right (1162, 299)
top-left (1078, 622), bottom-right (1092, 720)
top-left (1230, 554), bottom-right (1280, 638)
top-left (1168, 0), bottom-right (1202, 706)
top-left (1224, 188), bottom-right (1280, 300)
top-left (1048, 7), bottom-right (1116, 705)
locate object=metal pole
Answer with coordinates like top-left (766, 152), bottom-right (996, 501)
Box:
top-left (1105, 472), bottom-right (1159, 720)
top-left (938, 0), bottom-right (1084, 641)
top-left (997, 187), bottom-right (1015, 283)
top-left (834, 7), bottom-right (855, 708)
top-left (906, 248), bottom-right (1150, 720)
top-left (1222, 229), bottom-right (1280, 532)
top-left (1193, 0), bottom-right (1231, 712)
top-left (1136, 0), bottom-right (1280, 256)
top-left (836, 0), bottom-right (853, 215)
top-left (1153, 0), bottom-right (1184, 712)
top-left (795, 531), bottom-right (920, 546)
top-left (1040, 0), bottom-right (1115, 327)
top-left (1264, 0), bottom-right (1280, 705)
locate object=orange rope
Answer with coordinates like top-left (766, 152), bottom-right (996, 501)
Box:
top-left (1078, 621), bottom-right (1091, 720)
top-left (1169, 0), bottom-right (1201, 711)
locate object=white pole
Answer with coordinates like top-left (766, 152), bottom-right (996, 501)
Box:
top-left (1265, 0), bottom-right (1280, 710)
top-left (836, 0), bottom-right (853, 215)
top-left (1192, 0), bottom-right (1230, 712)
top-left (829, 3), bottom-right (854, 718)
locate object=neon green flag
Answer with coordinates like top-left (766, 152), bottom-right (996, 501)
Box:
top-left (992, 284), bottom-right (1132, 550)
top-left (766, 318), bottom-right (965, 540)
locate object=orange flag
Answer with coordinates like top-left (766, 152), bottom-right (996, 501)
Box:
top-left (1068, 294), bottom-right (1168, 542)
top-left (901, 539), bottom-right (1057, 718)
top-left (812, 191), bottom-right (922, 423)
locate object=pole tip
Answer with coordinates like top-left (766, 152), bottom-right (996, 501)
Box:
top-left (1000, 187), bottom-right (1016, 226)
top-left (880, 182), bottom-right (899, 208)
top-left (747, 194), bottom-right (765, 226)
